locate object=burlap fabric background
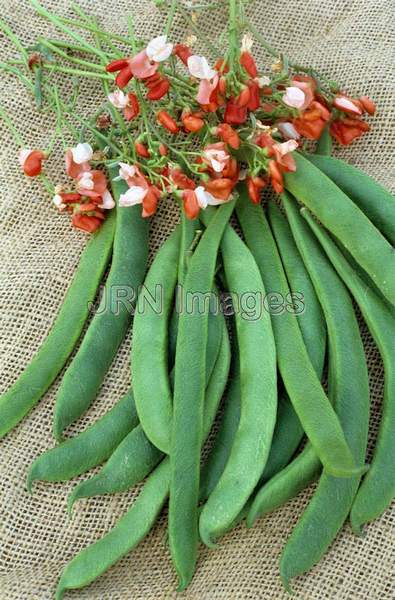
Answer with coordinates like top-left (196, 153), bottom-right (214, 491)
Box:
top-left (0, 1), bottom-right (394, 598)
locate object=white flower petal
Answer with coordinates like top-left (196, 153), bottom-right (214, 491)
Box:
top-left (277, 122), bottom-right (301, 141)
top-left (255, 76), bottom-right (271, 88)
top-left (52, 194), bottom-right (64, 208)
top-left (195, 186), bottom-right (223, 208)
top-left (18, 148), bottom-right (32, 167)
top-left (78, 172), bottom-right (94, 190)
top-left (282, 86), bottom-right (306, 109)
top-left (241, 32), bottom-right (254, 53)
top-left (71, 143), bottom-right (93, 164)
top-left (187, 55), bottom-right (216, 80)
top-left (118, 162), bottom-right (137, 180)
top-left (99, 189), bottom-right (115, 209)
top-left (334, 97), bottom-right (361, 114)
top-left (119, 186), bottom-right (148, 207)
top-left (146, 35), bottom-right (173, 62)
top-left (276, 139), bottom-right (299, 156)
top-left (108, 89), bottom-right (129, 109)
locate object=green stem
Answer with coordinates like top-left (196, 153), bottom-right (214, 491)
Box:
top-left (244, 19), bottom-right (280, 59)
top-left (30, 0), bottom-right (108, 60)
top-left (0, 106), bottom-right (24, 145)
top-left (177, 4), bottom-right (220, 58)
top-left (164, 0), bottom-right (178, 37)
top-left (38, 38), bottom-right (104, 71)
top-left (0, 19), bottom-right (29, 64)
top-left (42, 63), bottom-right (112, 79)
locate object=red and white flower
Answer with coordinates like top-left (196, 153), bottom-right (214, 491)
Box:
top-left (146, 35), bottom-right (173, 62)
top-left (65, 143), bottom-right (93, 178)
top-left (108, 90), bottom-right (140, 120)
top-left (187, 55), bottom-right (219, 105)
top-left (202, 142), bottom-right (230, 173)
top-left (18, 148), bottom-right (46, 177)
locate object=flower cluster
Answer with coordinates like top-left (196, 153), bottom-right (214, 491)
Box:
top-left (17, 28), bottom-right (376, 230)
top-left (53, 143), bottom-right (114, 233)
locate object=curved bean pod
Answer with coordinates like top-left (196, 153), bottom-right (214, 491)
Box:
top-left (0, 209), bottom-right (115, 439)
top-left (68, 308), bottom-right (225, 510)
top-left (278, 193), bottom-right (370, 589)
top-left (27, 390), bottom-right (137, 490)
top-left (56, 324), bottom-right (231, 600)
top-left (169, 198), bottom-right (235, 591)
top-left (303, 210), bottom-right (395, 533)
top-left (284, 153), bottom-right (395, 306)
top-left (199, 220), bottom-right (277, 546)
top-left (53, 173), bottom-right (149, 440)
top-left (199, 350), bottom-right (241, 503)
top-left (132, 227), bottom-right (181, 452)
top-left (315, 125), bottom-right (332, 156)
top-left (306, 154), bottom-right (395, 245)
top-left (236, 187), bottom-right (357, 477)
top-left (248, 446), bottom-right (321, 523)
top-left (56, 458), bottom-right (170, 600)
top-left (261, 202), bottom-right (326, 482)
top-left (68, 424), bottom-right (163, 514)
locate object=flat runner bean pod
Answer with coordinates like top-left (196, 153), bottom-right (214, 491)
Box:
top-left (68, 308), bottom-right (226, 510)
top-left (261, 202), bottom-right (327, 482)
top-left (0, 209), bottom-right (115, 439)
top-left (278, 193), bottom-right (370, 589)
top-left (169, 198), bottom-right (235, 591)
top-left (303, 211), bottom-right (395, 533)
top-left (306, 154), bottom-right (395, 245)
top-left (199, 349), bottom-right (241, 503)
top-left (315, 126), bottom-right (332, 156)
top-left (132, 226), bottom-right (181, 452)
top-left (284, 153), bottom-right (395, 306)
top-left (199, 218), bottom-right (277, 546)
top-left (236, 187), bottom-right (357, 477)
top-left (68, 424), bottom-right (163, 514)
top-left (56, 324), bottom-right (231, 600)
top-left (27, 390), bottom-right (137, 490)
top-left (53, 171), bottom-right (149, 440)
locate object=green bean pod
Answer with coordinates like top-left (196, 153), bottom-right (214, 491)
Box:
top-left (303, 211), bottom-right (395, 533)
top-left (199, 221), bottom-right (277, 546)
top-left (169, 199), bottom-right (235, 591)
top-left (0, 210), bottom-right (115, 439)
top-left (236, 187), bottom-right (357, 477)
top-left (56, 458), bottom-right (169, 600)
top-left (278, 193), bottom-right (370, 589)
top-left (132, 227), bottom-right (181, 453)
top-left (27, 390), bottom-right (137, 490)
top-left (306, 154), bottom-right (395, 245)
top-left (199, 349), bottom-right (241, 503)
top-left (68, 306), bottom-right (225, 511)
top-left (248, 446), bottom-right (321, 523)
top-left (315, 126), bottom-right (332, 156)
top-left (56, 323), bottom-right (231, 600)
top-left (53, 172), bottom-right (149, 440)
top-left (68, 424), bottom-right (163, 514)
top-left (261, 202), bottom-right (326, 482)
top-left (284, 153), bottom-right (395, 306)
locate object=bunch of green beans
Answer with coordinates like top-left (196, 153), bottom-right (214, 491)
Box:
top-left (2, 143), bottom-right (395, 599)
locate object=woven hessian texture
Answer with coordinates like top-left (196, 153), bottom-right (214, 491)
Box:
top-left (0, 1), bottom-right (394, 598)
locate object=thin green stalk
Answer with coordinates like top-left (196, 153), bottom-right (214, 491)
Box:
top-left (38, 38), bottom-right (104, 71)
top-left (30, 0), bottom-right (108, 60)
top-left (0, 19), bottom-right (29, 64)
top-left (177, 3), bottom-right (220, 58)
top-left (41, 63), bottom-right (112, 79)
top-left (0, 106), bottom-right (24, 146)
top-left (164, 0), bottom-right (178, 36)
